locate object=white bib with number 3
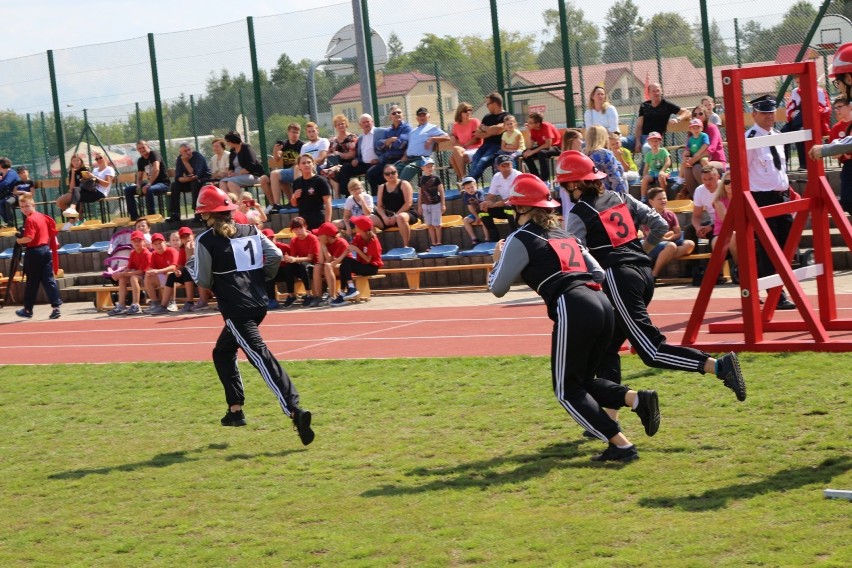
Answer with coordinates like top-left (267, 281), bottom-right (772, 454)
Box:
top-left (232, 235), bottom-right (263, 272)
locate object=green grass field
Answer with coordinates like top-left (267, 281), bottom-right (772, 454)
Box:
top-left (1, 354), bottom-right (850, 567)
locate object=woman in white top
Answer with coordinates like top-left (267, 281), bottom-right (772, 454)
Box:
top-left (209, 138), bottom-right (230, 182)
top-left (57, 153), bottom-right (115, 218)
top-left (583, 86), bottom-right (620, 134)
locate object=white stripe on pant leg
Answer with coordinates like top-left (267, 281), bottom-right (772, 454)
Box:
top-left (225, 319), bottom-right (291, 415)
top-left (605, 267), bottom-right (698, 371)
top-left (554, 295), bottom-right (607, 441)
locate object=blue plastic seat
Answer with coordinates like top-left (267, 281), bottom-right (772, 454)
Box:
top-left (417, 244), bottom-right (459, 259)
top-left (381, 247), bottom-right (418, 261)
top-left (331, 198), bottom-right (347, 210)
top-left (0, 247), bottom-right (14, 260)
top-left (459, 242), bottom-right (497, 257)
top-left (58, 243), bottom-right (83, 255)
top-left (444, 189), bottom-right (461, 201)
top-left (80, 241), bottom-right (111, 253)
top-left (278, 206), bottom-right (299, 214)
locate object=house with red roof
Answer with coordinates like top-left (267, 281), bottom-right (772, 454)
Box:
top-left (329, 71), bottom-right (460, 126)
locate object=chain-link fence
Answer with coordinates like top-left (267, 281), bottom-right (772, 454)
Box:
top-left (0, 0), bottom-right (842, 190)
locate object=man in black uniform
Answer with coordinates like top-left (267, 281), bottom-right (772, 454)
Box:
top-left (186, 184), bottom-right (314, 445)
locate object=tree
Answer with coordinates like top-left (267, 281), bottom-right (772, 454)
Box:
top-left (695, 19), bottom-right (733, 66)
top-left (404, 34), bottom-right (482, 101)
top-left (742, 1), bottom-right (819, 63)
top-left (462, 31), bottom-right (539, 94)
top-left (635, 13), bottom-right (703, 65)
top-left (537, 3), bottom-right (601, 68)
top-left (387, 32), bottom-right (405, 63)
top-left (602, 0), bottom-right (644, 64)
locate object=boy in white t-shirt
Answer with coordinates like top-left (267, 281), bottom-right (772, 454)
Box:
top-left (334, 179), bottom-right (374, 240)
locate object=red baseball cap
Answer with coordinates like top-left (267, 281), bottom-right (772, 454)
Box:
top-left (151, 233), bottom-right (165, 243)
top-left (312, 222), bottom-right (338, 238)
top-left (178, 226), bottom-right (193, 237)
top-left (130, 230), bottom-right (145, 241)
top-left (261, 228), bottom-right (275, 238)
top-left (352, 216), bottom-right (373, 232)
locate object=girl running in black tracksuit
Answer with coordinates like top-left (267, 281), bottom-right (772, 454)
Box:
top-left (187, 184), bottom-right (314, 445)
top-left (557, 151), bottom-right (746, 403)
top-left (489, 173), bottom-right (660, 463)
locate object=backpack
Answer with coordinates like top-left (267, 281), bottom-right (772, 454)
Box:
top-left (101, 227), bottom-right (134, 279)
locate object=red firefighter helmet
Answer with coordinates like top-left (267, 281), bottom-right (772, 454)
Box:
top-left (554, 150), bottom-right (607, 183)
top-left (195, 184), bottom-right (237, 214)
top-left (830, 43), bottom-right (852, 78)
top-left (506, 173), bottom-right (560, 208)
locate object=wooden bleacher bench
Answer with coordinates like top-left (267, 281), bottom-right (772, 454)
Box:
top-left (76, 283), bottom-right (198, 311)
top-left (377, 263), bottom-right (491, 292)
top-left (278, 274), bottom-right (386, 302)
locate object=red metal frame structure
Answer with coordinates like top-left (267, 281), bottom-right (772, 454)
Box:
top-left (683, 61), bottom-right (852, 351)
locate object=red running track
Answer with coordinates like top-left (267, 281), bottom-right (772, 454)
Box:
top-left (1, 295), bottom-right (851, 365)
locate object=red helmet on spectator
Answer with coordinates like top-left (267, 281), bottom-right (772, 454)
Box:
top-left (830, 43), bottom-right (852, 78)
top-left (507, 174), bottom-right (559, 208)
top-left (195, 184), bottom-right (237, 214)
top-left (554, 150), bottom-right (606, 183)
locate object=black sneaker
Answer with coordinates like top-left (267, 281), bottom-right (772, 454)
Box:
top-left (282, 296), bottom-right (297, 308)
top-left (716, 352), bottom-right (747, 401)
top-left (15, 309), bottom-right (32, 319)
top-left (633, 390), bottom-right (660, 437)
top-left (221, 409), bottom-right (247, 427)
top-left (299, 295), bottom-right (313, 307)
top-left (49, 308), bottom-right (61, 320)
top-left (591, 443), bottom-right (639, 463)
top-left (291, 406), bottom-right (314, 446)
top-left (777, 292), bottom-right (796, 311)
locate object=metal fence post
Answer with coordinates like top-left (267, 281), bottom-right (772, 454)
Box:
top-left (239, 87), bottom-right (248, 141)
top-left (190, 95), bottom-right (198, 149)
top-left (489, 0), bottom-right (505, 101)
top-left (135, 102), bottom-right (142, 140)
top-left (699, 0), bottom-right (714, 99)
top-left (26, 113), bottom-right (36, 176)
top-left (361, 0), bottom-right (379, 118)
top-left (40, 112), bottom-right (50, 179)
top-left (577, 41), bottom-right (586, 118)
top-left (654, 29), bottom-right (663, 92)
top-left (434, 61), bottom-right (444, 129)
top-left (247, 17), bottom-right (267, 161)
top-left (147, 33), bottom-right (168, 164)
top-left (557, 0), bottom-right (575, 126)
top-left (47, 50), bottom-right (66, 186)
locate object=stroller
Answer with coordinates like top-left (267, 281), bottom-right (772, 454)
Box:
top-left (100, 227), bottom-right (145, 306)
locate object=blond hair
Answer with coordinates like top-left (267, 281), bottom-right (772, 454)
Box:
top-left (210, 212), bottom-right (237, 238)
top-left (588, 86), bottom-right (611, 112)
top-left (584, 125), bottom-right (609, 154)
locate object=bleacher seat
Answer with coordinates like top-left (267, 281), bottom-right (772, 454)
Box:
top-left (278, 205), bottom-right (299, 214)
top-left (444, 189), bottom-right (461, 201)
top-left (80, 241), bottom-right (111, 253)
top-left (381, 247), bottom-right (418, 261)
top-left (460, 242), bottom-right (497, 257)
top-left (417, 244), bottom-right (459, 259)
top-left (331, 198), bottom-right (347, 210)
top-left (58, 243), bottom-right (83, 255)
top-left (0, 247), bottom-right (14, 259)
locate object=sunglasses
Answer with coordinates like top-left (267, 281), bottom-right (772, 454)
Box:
top-left (384, 171), bottom-right (397, 176)
top-left (693, 112), bottom-right (705, 116)
top-left (723, 179), bottom-right (732, 185)
top-left (391, 111), bottom-right (402, 115)
top-left (95, 156), bottom-right (105, 161)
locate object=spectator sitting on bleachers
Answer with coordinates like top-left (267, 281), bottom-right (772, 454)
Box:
top-left (226, 192), bottom-right (250, 224)
top-left (584, 85), bottom-right (620, 134)
top-left (261, 227), bottom-right (291, 309)
top-left (0, 157), bottom-right (21, 226)
top-left (263, 123), bottom-right (304, 212)
top-left (144, 232), bottom-right (179, 314)
top-left (209, 138), bottom-right (230, 183)
top-left (312, 222), bottom-right (350, 309)
top-left (608, 131), bottom-right (639, 183)
top-left (681, 104), bottom-right (727, 196)
top-left (449, 102), bottom-right (482, 181)
top-left (168, 143), bottom-right (211, 223)
top-left (168, 230), bottom-right (181, 248)
top-left (396, 107), bottom-right (450, 184)
top-left (374, 106), bottom-right (411, 185)
top-left (329, 216), bottom-right (383, 307)
top-left (283, 216), bottom-right (321, 307)
top-left (323, 114), bottom-right (358, 197)
top-left (678, 118), bottom-right (710, 186)
top-left (479, 154), bottom-right (519, 242)
top-left (468, 92), bottom-right (508, 182)
top-left (334, 179), bottom-right (374, 240)
top-left (370, 164), bottom-right (418, 249)
top-left (689, 166), bottom-right (718, 244)
top-left (237, 191), bottom-right (267, 225)
top-left (170, 226), bottom-right (199, 312)
top-left (712, 171), bottom-right (737, 263)
top-left (642, 187), bottom-right (695, 279)
top-left (219, 131), bottom-right (265, 194)
top-left (108, 230), bottom-right (151, 316)
top-left (460, 176), bottom-right (487, 245)
top-left (700, 96), bottom-right (722, 126)
top-left (301, 122), bottom-right (330, 167)
top-left (497, 114), bottom-right (525, 163)
top-left (640, 132), bottom-right (671, 200)
top-left (124, 141), bottom-right (170, 221)
top-left (628, 82), bottom-right (690, 155)
top-left (417, 158), bottom-right (446, 249)
top-left (59, 152), bottom-right (114, 221)
top-left (338, 114), bottom-right (383, 197)
top-left (291, 154), bottom-right (332, 230)
top-left (585, 125), bottom-right (628, 194)
top-left (522, 111), bottom-right (561, 183)
top-left (134, 216), bottom-right (153, 247)
top-left (559, 129), bottom-right (585, 227)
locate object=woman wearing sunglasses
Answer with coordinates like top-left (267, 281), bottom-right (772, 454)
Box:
top-left (680, 103), bottom-right (727, 196)
top-left (57, 153), bottom-right (114, 220)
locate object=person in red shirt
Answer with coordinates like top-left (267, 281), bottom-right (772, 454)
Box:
top-left (312, 222), bottom-right (350, 305)
top-left (108, 230), bottom-right (152, 315)
top-left (522, 111), bottom-right (561, 183)
top-left (330, 216), bottom-right (383, 306)
top-left (283, 216), bottom-right (321, 306)
top-left (168, 227), bottom-right (204, 312)
top-left (144, 232), bottom-right (179, 314)
top-left (15, 194), bottom-right (62, 319)
top-left (262, 228), bottom-right (291, 309)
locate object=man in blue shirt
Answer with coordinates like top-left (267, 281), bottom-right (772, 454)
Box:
top-left (0, 157), bottom-right (21, 227)
top-left (396, 107), bottom-right (450, 183)
top-left (168, 143), bottom-right (212, 223)
top-left (468, 92), bottom-right (508, 182)
top-left (374, 105), bottom-right (411, 176)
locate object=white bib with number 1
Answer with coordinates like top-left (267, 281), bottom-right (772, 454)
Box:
top-left (232, 235), bottom-right (263, 272)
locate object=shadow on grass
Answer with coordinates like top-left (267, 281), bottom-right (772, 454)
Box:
top-left (361, 440), bottom-right (627, 497)
top-left (48, 442), bottom-right (302, 480)
top-left (638, 455), bottom-right (852, 511)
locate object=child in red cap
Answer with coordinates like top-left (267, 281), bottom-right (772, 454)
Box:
top-left (330, 216), bottom-right (383, 306)
top-left (144, 232), bottom-right (179, 314)
top-left (108, 230), bottom-right (152, 315)
top-left (313, 222), bottom-right (350, 304)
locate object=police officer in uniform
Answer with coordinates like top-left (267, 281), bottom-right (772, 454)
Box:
top-left (187, 184), bottom-right (314, 445)
top-left (746, 95), bottom-right (796, 310)
top-left (488, 173), bottom-right (660, 463)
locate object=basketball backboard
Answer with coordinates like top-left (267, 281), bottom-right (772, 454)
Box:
top-left (810, 13), bottom-right (852, 51)
top-left (324, 24), bottom-right (388, 76)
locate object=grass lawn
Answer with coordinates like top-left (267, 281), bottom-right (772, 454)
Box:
top-left (0, 354), bottom-right (850, 566)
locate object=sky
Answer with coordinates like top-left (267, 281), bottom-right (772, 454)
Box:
top-left (1, 0), bottom-right (822, 116)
